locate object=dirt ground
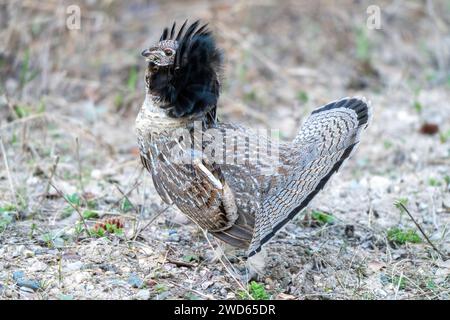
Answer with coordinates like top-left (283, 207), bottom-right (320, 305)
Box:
top-left (0, 0), bottom-right (449, 300)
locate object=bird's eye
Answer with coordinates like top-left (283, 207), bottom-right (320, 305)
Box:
top-left (164, 48), bottom-right (174, 56)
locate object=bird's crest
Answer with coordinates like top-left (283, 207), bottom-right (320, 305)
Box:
top-left (142, 20), bottom-right (223, 120)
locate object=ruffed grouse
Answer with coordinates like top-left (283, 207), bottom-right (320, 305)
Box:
top-left (136, 20), bottom-right (371, 274)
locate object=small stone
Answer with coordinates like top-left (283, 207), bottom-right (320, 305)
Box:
top-left (167, 230), bottom-right (180, 242)
top-left (135, 289), bottom-right (150, 300)
top-left (12, 245), bottom-right (25, 258)
top-left (201, 281), bottom-right (213, 290)
top-left (19, 286), bottom-right (35, 293)
top-left (127, 273), bottom-right (144, 288)
top-left (15, 277), bottom-right (41, 291)
top-left (226, 292), bottom-right (236, 299)
top-left (12, 271), bottom-right (25, 282)
top-left (30, 261), bottom-right (47, 272)
top-left (73, 272), bottom-right (89, 284)
top-left (64, 261), bottom-right (83, 272)
top-left (23, 250), bottom-right (35, 258)
top-left (5, 289), bottom-right (13, 298)
top-left (345, 225), bottom-right (355, 238)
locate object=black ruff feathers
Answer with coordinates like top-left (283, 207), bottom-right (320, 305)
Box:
top-left (148, 20), bottom-right (223, 120)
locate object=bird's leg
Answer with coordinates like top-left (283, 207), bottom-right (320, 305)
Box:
top-left (245, 248), bottom-right (267, 282)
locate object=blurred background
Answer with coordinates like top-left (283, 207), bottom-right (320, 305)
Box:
top-left (0, 0), bottom-right (449, 300)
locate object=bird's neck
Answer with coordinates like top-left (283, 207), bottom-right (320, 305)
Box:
top-left (136, 92), bottom-right (191, 136)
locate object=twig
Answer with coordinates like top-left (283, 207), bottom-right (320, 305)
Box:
top-left (201, 229), bottom-right (253, 300)
top-left (109, 180), bottom-right (141, 210)
top-left (0, 137), bottom-right (18, 210)
top-left (75, 137), bottom-right (84, 194)
top-left (132, 205), bottom-right (170, 241)
top-left (49, 181), bottom-right (91, 237)
top-left (39, 155), bottom-right (60, 206)
top-left (168, 280), bottom-right (213, 300)
top-left (114, 183), bottom-right (137, 212)
top-left (166, 258), bottom-right (196, 268)
top-left (397, 202), bottom-right (447, 259)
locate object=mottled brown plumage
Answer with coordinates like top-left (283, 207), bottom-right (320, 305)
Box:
top-left (135, 21), bottom-right (371, 267)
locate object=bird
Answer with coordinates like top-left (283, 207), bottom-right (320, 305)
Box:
top-left (135, 20), bottom-right (371, 276)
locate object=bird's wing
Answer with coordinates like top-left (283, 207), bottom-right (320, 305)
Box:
top-left (248, 97), bottom-right (371, 256)
top-left (140, 131), bottom-right (256, 247)
top-left (140, 152), bottom-right (173, 205)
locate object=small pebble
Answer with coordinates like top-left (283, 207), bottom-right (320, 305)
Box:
top-left (23, 250), bottom-right (35, 258)
top-left (30, 261), bottom-right (48, 272)
top-left (127, 273), bottom-right (144, 288)
top-left (135, 289), bottom-right (150, 300)
top-left (201, 281), bottom-right (213, 290)
top-left (64, 261), bottom-right (83, 272)
top-left (13, 271), bottom-right (41, 291)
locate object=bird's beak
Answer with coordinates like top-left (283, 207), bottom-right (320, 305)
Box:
top-left (141, 49), bottom-right (151, 58)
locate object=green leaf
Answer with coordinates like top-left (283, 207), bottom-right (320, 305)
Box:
top-left (355, 28), bottom-right (370, 61)
top-left (127, 67), bottom-right (138, 92)
top-left (121, 198), bottom-right (133, 212)
top-left (65, 193), bottom-right (81, 206)
top-left (183, 254), bottom-right (200, 263)
top-left (20, 49), bottom-right (30, 86)
top-left (14, 105), bottom-right (30, 118)
top-left (311, 210), bottom-right (335, 225)
top-left (155, 284), bottom-right (167, 294)
top-left (387, 227), bottom-right (422, 245)
top-left (428, 177), bottom-right (441, 187)
top-left (82, 210), bottom-right (98, 219)
top-left (0, 212), bottom-right (13, 232)
top-left (413, 100), bottom-right (422, 113)
top-left (248, 281), bottom-right (269, 300)
top-left (297, 91), bottom-right (309, 103)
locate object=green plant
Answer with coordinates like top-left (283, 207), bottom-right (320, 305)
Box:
top-left (154, 283), bottom-right (167, 294)
top-left (82, 210), bottom-right (98, 219)
top-left (311, 210), bottom-right (335, 225)
top-left (114, 93), bottom-right (124, 110)
top-left (439, 129), bottom-right (450, 143)
top-left (248, 281), bottom-right (269, 300)
top-left (383, 140), bottom-right (393, 149)
top-left (92, 227), bottom-right (105, 238)
top-left (355, 28), bottom-right (370, 61)
top-left (74, 221), bottom-right (85, 237)
top-left (413, 100), bottom-right (422, 113)
top-left (183, 254), bottom-right (200, 263)
top-left (127, 66), bottom-right (138, 92)
top-left (0, 204), bottom-right (16, 232)
top-left (387, 227), bottom-right (422, 245)
top-left (19, 49), bottom-right (39, 87)
top-left (428, 177), bottom-right (442, 187)
top-left (297, 91), bottom-right (309, 103)
top-left (444, 175), bottom-right (450, 188)
top-left (91, 222), bottom-right (123, 238)
top-left (390, 275), bottom-right (407, 290)
top-left (65, 193), bottom-right (81, 206)
top-left (121, 198), bottom-right (133, 212)
top-left (105, 223), bottom-right (124, 236)
top-left (14, 105), bottom-right (30, 118)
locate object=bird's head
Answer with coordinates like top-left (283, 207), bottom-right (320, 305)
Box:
top-left (141, 20), bottom-right (223, 120)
